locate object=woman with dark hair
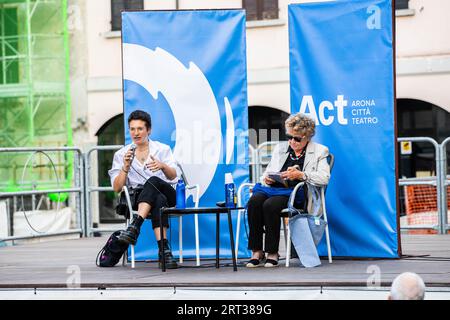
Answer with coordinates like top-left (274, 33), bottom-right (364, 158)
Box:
top-left (108, 110), bottom-right (180, 269)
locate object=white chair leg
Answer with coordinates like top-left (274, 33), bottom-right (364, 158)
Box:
top-left (194, 213), bottom-right (200, 266)
top-left (123, 218), bottom-right (130, 267)
top-left (286, 219), bottom-right (291, 267)
top-left (235, 209), bottom-right (241, 259)
top-left (282, 218), bottom-right (288, 247)
top-left (190, 186), bottom-right (201, 267)
top-left (131, 244), bottom-right (135, 269)
top-left (321, 188), bottom-right (332, 263)
top-left (179, 216), bottom-right (183, 264)
top-left (122, 248), bottom-right (127, 266)
top-left (325, 224), bottom-right (332, 264)
top-left (282, 218), bottom-right (288, 266)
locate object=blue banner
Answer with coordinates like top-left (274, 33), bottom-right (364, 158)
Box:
top-left (121, 10), bottom-right (249, 260)
top-left (289, 0), bottom-right (399, 258)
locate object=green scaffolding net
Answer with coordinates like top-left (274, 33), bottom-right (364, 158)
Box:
top-left (0, 0), bottom-right (72, 195)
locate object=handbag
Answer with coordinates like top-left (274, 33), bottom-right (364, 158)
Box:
top-left (287, 184), bottom-right (326, 267)
top-left (115, 185), bottom-right (144, 219)
top-left (96, 230), bottom-right (129, 267)
top-left (252, 183), bottom-right (307, 208)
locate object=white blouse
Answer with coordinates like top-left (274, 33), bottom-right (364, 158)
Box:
top-left (108, 139), bottom-right (181, 188)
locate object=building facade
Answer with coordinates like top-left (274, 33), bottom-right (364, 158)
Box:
top-left (73, 0), bottom-right (450, 140)
top-left (0, 0), bottom-right (447, 233)
top-left (1, 0), bottom-right (446, 224)
top-left (67, 0), bottom-right (449, 223)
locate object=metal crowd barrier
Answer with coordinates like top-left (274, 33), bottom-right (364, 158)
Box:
top-left (0, 147), bottom-right (85, 242)
top-left (252, 138), bottom-right (450, 234)
top-left (440, 137), bottom-right (450, 233)
top-left (249, 144), bottom-right (257, 183)
top-left (255, 141), bottom-right (279, 181)
top-left (84, 145), bottom-right (123, 236)
top-left (87, 137), bottom-right (450, 236)
top-left (397, 137), bottom-right (442, 233)
top-left (1, 136), bottom-right (449, 241)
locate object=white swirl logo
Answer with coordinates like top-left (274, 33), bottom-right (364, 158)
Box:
top-left (123, 44), bottom-right (235, 197)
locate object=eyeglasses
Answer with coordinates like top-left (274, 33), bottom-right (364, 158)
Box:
top-left (286, 134), bottom-right (304, 143)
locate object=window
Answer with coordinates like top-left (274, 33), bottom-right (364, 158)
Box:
top-left (0, 7), bottom-right (19, 84)
top-left (248, 105), bottom-right (289, 181)
top-left (96, 114), bottom-right (125, 223)
top-left (111, 0), bottom-right (144, 31)
top-left (243, 0), bottom-right (279, 21)
top-left (397, 99), bottom-right (450, 178)
top-left (248, 106), bottom-right (289, 147)
top-left (395, 0), bottom-right (409, 10)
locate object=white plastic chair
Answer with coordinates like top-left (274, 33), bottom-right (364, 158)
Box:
top-left (121, 164), bottom-right (200, 268)
top-left (236, 153), bottom-right (334, 267)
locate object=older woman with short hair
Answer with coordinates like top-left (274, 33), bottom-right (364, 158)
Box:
top-left (246, 113), bottom-right (330, 268)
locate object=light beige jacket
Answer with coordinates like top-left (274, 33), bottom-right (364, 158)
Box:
top-left (261, 141), bottom-right (331, 213)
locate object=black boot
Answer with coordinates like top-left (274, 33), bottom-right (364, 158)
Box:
top-left (158, 239), bottom-right (178, 269)
top-left (118, 215), bottom-right (144, 245)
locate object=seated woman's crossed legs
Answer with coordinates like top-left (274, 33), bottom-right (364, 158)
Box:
top-left (246, 193), bottom-right (289, 268)
top-left (118, 176), bottom-right (177, 268)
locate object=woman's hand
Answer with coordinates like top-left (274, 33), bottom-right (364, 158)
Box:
top-left (123, 149), bottom-right (134, 172)
top-left (281, 166), bottom-right (305, 181)
top-left (146, 155), bottom-right (165, 172)
top-left (264, 176), bottom-right (276, 185)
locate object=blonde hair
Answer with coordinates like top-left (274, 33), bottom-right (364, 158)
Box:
top-left (285, 113), bottom-right (316, 139)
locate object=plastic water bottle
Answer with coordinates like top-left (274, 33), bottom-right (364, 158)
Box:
top-left (225, 173), bottom-right (236, 208)
top-left (176, 178), bottom-right (186, 208)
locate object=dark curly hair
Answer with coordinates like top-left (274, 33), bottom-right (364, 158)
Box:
top-left (128, 110), bottom-right (152, 130)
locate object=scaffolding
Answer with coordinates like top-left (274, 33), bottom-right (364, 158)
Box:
top-left (0, 0), bottom-right (72, 192)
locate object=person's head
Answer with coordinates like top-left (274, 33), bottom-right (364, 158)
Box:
top-left (128, 110), bottom-right (152, 146)
top-left (284, 113), bottom-right (315, 152)
top-left (389, 272), bottom-right (426, 300)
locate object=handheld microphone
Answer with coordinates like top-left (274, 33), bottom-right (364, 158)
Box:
top-left (130, 144), bottom-right (136, 163)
